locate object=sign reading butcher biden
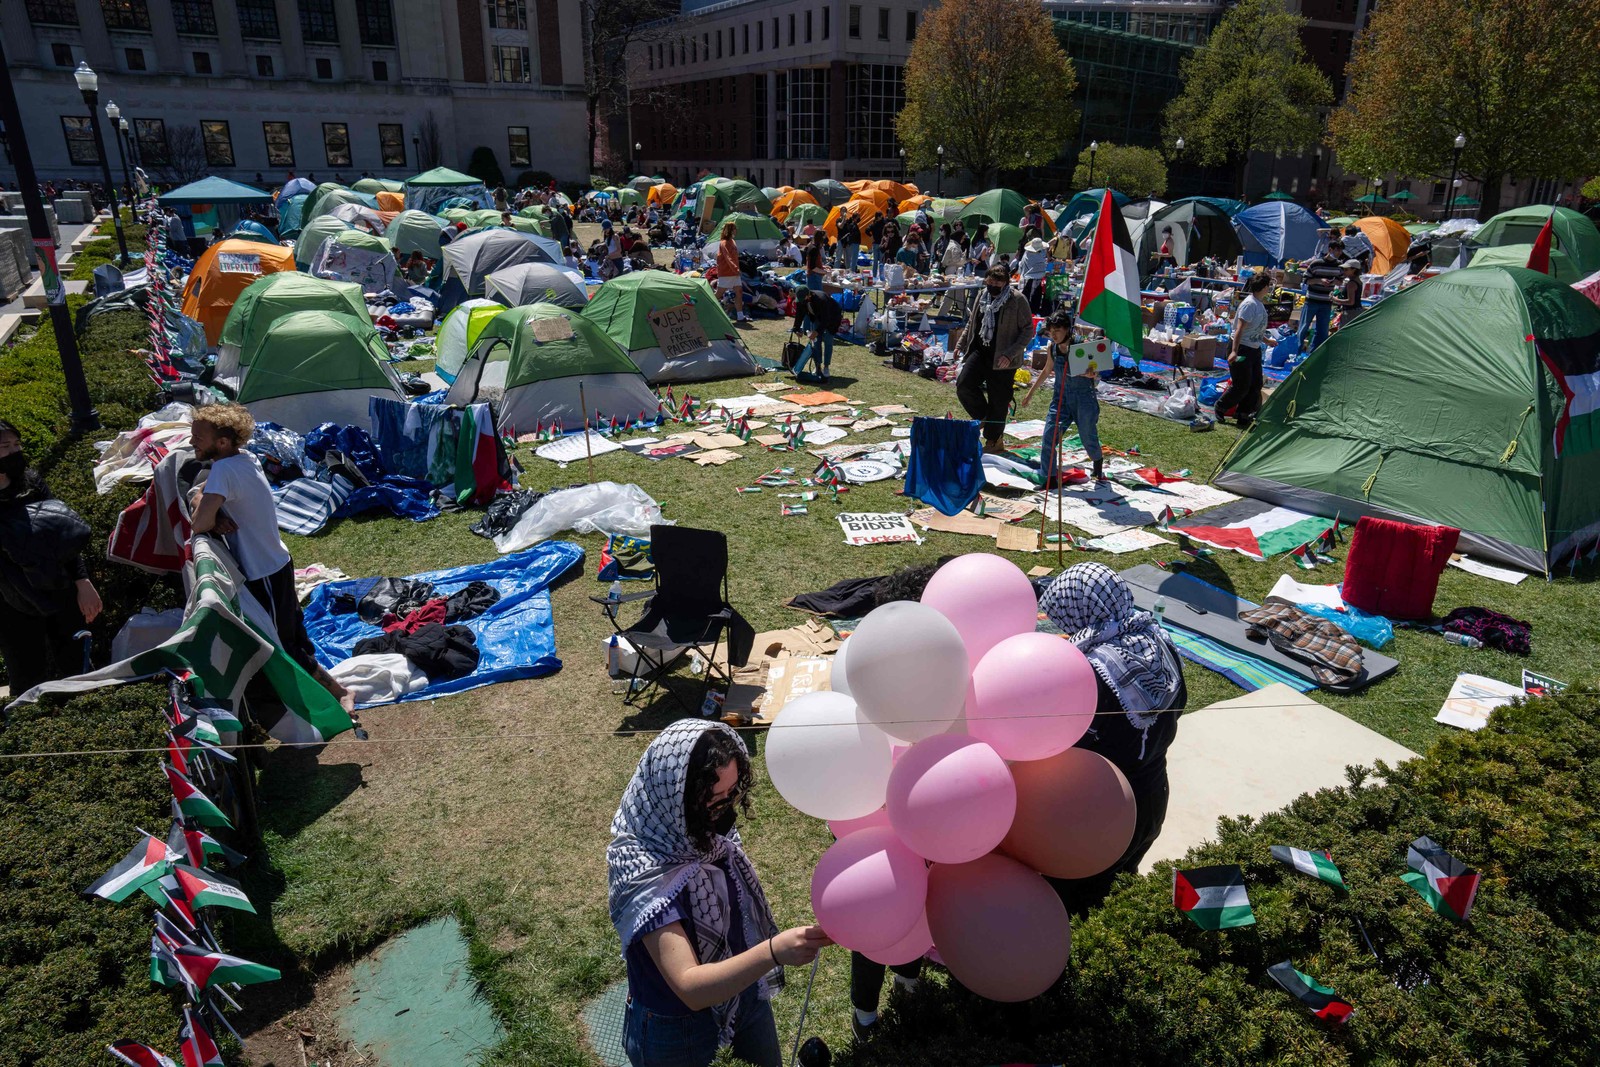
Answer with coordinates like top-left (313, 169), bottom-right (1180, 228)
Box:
top-left (837, 512), bottom-right (924, 546)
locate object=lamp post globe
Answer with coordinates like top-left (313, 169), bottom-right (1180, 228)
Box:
top-left (1087, 140), bottom-right (1099, 190)
top-left (1444, 132), bottom-right (1466, 219)
top-left (73, 63), bottom-right (127, 265)
top-left (936, 143), bottom-right (944, 196)
top-left (105, 100), bottom-right (132, 202)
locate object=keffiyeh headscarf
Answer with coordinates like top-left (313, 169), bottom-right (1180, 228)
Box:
top-left (976, 282), bottom-right (1007, 348)
top-left (1040, 563), bottom-right (1183, 738)
top-left (607, 720), bottom-right (782, 1043)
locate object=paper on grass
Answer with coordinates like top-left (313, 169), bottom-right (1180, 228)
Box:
top-left (1448, 556), bottom-right (1528, 585)
top-left (838, 512), bottom-right (923, 546)
top-left (1268, 575), bottom-right (1348, 611)
top-left (534, 431), bottom-right (623, 463)
top-left (1085, 529), bottom-right (1173, 554)
top-left (1435, 673), bottom-right (1525, 731)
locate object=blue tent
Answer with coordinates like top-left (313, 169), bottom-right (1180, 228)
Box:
top-left (157, 175), bottom-right (274, 206)
top-left (226, 219), bottom-right (278, 245)
top-left (1055, 187), bottom-right (1129, 230)
top-left (1170, 195), bottom-right (1247, 218)
top-left (277, 194), bottom-right (307, 238)
top-left (1234, 201), bottom-right (1323, 266)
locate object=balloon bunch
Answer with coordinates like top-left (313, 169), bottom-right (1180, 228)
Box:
top-left (765, 553), bottom-right (1139, 1002)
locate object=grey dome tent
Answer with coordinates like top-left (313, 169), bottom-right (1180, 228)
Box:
top-left (437, 228), bottom-right (562, 315)
top-left (1137, 199), bottom-right (1243, 283)
top-left (483, 262), bottom-right (589, 309)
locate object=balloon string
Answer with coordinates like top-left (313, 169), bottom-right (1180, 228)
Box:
top-left (789, 955), bottom-right (821, 1067)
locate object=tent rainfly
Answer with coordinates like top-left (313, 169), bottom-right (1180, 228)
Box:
top-left (581, 271), bottom-right (758, 383)
top-left (180, 238), bottom-right (298, 346)
top-left (404, 167), bottom-right (491, 214)
top-left (310, 229), bottom-right (399, 293)
top-left (483, 262), bottom-right (589, 310)
top-left (215, 272), bottom-right (368, 384)
top-left (1473, 205), bottom-right (1600, 277)
top-left (234, 309), bottom-right (404, 432)
top-left (437, 228), bottom-right (562, 315)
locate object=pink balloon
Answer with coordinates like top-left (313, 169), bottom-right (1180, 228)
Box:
top-left (827, 806), bottom-right (892, 839)
top-left (864, 910), bottom-right (933, 967)
top-left (920, 554), bottom-right (1040, 668)
top-left (887, 734), bottom-right (1017, 864)
top-left (925, 853), bottom-right (1072, 1003)
top-left (968, 633), bottom-right (1098, 760)
top-left (811, 827), bottom-right (929, 954)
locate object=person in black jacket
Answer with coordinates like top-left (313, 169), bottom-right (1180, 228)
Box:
top-left (792, 287), bottom-right (842, 382)
top-left (0, 419), bottom-right (102, 697)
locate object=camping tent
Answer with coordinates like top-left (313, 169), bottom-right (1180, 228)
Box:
top-left (1353, 216), bottom-right (1412, 273)
top-left (235, 309), bottom-right (404, 432)
top-left (215, 272), bottom-right (368, 385)
top-left (386, 209), bottom-right (449, 258)
top-left (1137, 200), bottom-right (1242, 282)
top-left (435, 299), bottom-right (507, 383)
top-left (483, 262), bottom-right (589, 309)
top-left (1576, 270), bottom-right (1600, 309)
top-left (180, 238), bottom-right (298, 345)
top-left (225, 219), bottom-right (278, 245)
top-left (1056, 188), bottom-right (1129, 230)
top-left (293, 216), bottom-right (353, 270)
top-left (807, 179), bottom-right (852, 208)
top-left (352, 177), bottom-right (405, 194)
top-left (404, 167), bottom-right (491, 214)
top-left (303, 185), bottom-right (373, 225)
top-left (647, 182), bottom-right (679, 208)
top-left (698, 179), bottom-right (773, 228)
top-left (959, 188), bottom-right (1029, 228)
top-left (771, 189), bottom-right (819, 223)
top-left (277, 194), bottom-right (308, 239)
top-left (1215, 266), bottom-right (1600, 572)
top-left (444, 303), bottom-right (659, 430)
top-left (629, 175), bottom-right (663, 192)
top-left (438, 228), bottom-right (562, 314)
top-left (375, 191), bottom-right (405, 212)
top-left (1473, 205), bottom-right (1600, 277)
top-left (582, 271), bottom-right (758, 383)
top-left (1234, 201), bottom-right (1323, 266)
top-left (986, 222), bottom-right (1023, 255)
top-left (702, 212), bottom-right (782, 254)
top-left (281, 177), bottom-right (315, 199)
top-left (1468, 244), bottom-right (1580, 284)
top-left (786, 203), bottom-right (829, 230)
top-left (823, 200), bottom-right (884, 247)
top-left (157, 176), bottom-right (274, 208)
top-left (310, 229), bottom-right (399, 293)
top-left (1173, 196), bottom-right (1247, 218)
top-left (329, 202), bottom-right (390, 234)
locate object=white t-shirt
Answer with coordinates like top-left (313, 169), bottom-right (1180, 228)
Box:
top-left (201, 452), bottom-right (292, 581)
top-left (1235, 294), bottom-right (1268, 348)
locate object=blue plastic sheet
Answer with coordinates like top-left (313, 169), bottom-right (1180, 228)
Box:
top-left (303, 540), bottom-right (585, 704)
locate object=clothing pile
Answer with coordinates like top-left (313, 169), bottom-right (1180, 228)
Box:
top-left (333, 577), bottom-right (502, 681)
top-left (1443, 607), bottom-right (1532, 656)
top-left (368, 397), bottom-right (509, 505)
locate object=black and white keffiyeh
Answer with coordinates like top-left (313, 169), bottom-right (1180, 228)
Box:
top-left (1040, 562), bottom-right (1183, 734)
top-left (975, 283), bottom-right (1006, 348)
top-left (607, 720), bottom-right (781, 1043)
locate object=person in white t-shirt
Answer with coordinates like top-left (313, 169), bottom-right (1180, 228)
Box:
top-left (1216, 271), bottom-right (1272, 428)
top-left (188, 404), bottom-right (355, 714)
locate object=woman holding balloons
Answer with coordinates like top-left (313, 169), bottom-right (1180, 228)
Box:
top-left (608, 720), bottom-right (832, 1067)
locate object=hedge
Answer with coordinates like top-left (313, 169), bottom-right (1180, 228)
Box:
top-left (843, 688), bottom-right (1600, 1067)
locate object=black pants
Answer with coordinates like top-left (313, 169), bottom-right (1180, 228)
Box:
top-left (1047, 768), bottom-right (1170, 916)
top-left (1022, 277), bottom-right (1046, 315)
top-left (956, 354), bottom-right (1015, 445)
top-left (243, 561), bottom-right (319, 675)
top-left (850, 951), bottom-right (924, 1014)
top-left (1216, 344), bottom-right (1263, 423)
top-left (0, 602), bottom-right (88, 696)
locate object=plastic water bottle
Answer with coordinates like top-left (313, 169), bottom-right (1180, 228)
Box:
top-left (1153, 596), bottom-right (1167, 625)
top-left (606, 579), bottom-right (621, 619)
top-left (1443, 631), bottom-right (1482, 649)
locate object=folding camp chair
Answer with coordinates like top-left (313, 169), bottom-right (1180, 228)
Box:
top-left (592, 524), bottom-right (754, 712)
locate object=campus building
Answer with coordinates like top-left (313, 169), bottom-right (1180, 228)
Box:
top-left (0, 0), bottom-right (592, 185)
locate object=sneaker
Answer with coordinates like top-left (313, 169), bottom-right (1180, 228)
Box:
top-left (851, 1014), bottom-right (878, 1044)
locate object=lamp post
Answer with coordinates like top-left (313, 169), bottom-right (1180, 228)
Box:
top-left (634, 141), bottom-right (642, 177)
top-left (104, 100), bottom-right (132, 202)
top-left (118, 116), bottom-right (136, 170)
top-left (936, 143), bottom-right (944, 197)
top-left (1173, 136), bottom-right (1183, 195)
top-left (73, 63), bottom-right (128, 265)
top-left (1443, 132), bottom-right (1465, 219)
top-left (1087, 140), bottom-right (1098, 189)
top-left (1024, 149), bottom-right (1032, 189)
top-left (898, 147), bottom-right (905, 183)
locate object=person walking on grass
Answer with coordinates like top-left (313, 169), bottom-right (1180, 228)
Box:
top-left (1023, 309), bottom-right (1103, 484)
top-left (610, 720), bottom-right (832, 1067)
top-left (955, 265), bottom-right (1033, 455)
top-left (1215, 271), bottom-right (1272, 428)
top-left (716, 220), bottom-right (749, 324)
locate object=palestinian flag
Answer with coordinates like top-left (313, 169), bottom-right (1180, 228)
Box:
top-left (1290, 543), bottom-right (1319, 570)
top-left (165, 764), bottom-right (232, 830)
top-left (1172, 500), bottom-right (1345, 561)
top-left (1402, 835), bottom-right (1480, 921)
top-left (169, 863), bottom-right (257, 914)
top-left (158, 871), bottom-right (199, 929)
top-left (179, 1007), bottom-right (224, 1067)
top-left (1173, 864), bottom-right (1256, 929)
top-left (150, 936), bottom-right (191, 992)
top-left (171, 946), bottom-right (282, 990)
top-left (1537, 329), bottom-right (1600, 457)
top-left (1078, 189), bottom-right (1144, 354)
top-left (155, 910), bottom-right (202, 951)
top-left (168, 822), bottom-right (247, 869)
top-left (1267, 961), bottom-right (1353, 1025)
top-left (453, 403), bottom-right (502, 506)
top-left (85, 836), bottom-right (172, 902)
top-left (108, 1040), bottom-right (178, 1067)
top-left (1270, 846), bottom-right (1346, 890)
top-left (188, 697), bottom-right (243, 735)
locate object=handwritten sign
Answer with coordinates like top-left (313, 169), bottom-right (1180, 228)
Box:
top-left (1068, 339), bottom-right (1109, 377)
top-left (216, 251), bottom-right (262, 275)
top-left (647, 303), bottom-right (711, 360)
top-left (837, 512), bottom-right (923, 546)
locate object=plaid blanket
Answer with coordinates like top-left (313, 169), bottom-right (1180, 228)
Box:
top-left (1238, 597), bottom-right (1363, 687)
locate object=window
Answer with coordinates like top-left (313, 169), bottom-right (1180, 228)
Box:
top-left (171, 0), bottom-right (215, 33)
top-left (786, 67), bottom-right (829, 160)
top-left (355, 0), bottom-right (393, 44)
top-left (877, 7), bottom-right (888, 39)
top-left (743, 25), bottom-right (748, 52)
top-left (322, 121), bottom-right (350, 166)
top-left (50, 42), bottom-right (73, 65)
top-left (822, 7), bottom-right (829, 39)
top-left (804, 10), bottom-right (812, 42)
top-left (314, 56), bottom-right (332, 78)
top-left (905, 11), bottom-right (916, 40)
top-left (201, 119), bottom-right (234, 166)
top-left (756, 20), bottom-right (763, 50)
top-left (787, 13), bottom-right (795, 45)
top-left (192, 50), bottom-right (211, 73)
top-left (255, 53), bottom-right (274, 76)
top-left (236, 0), bottom-right (277, 38)
top-left (263, 121), bottom-right (294, 166)
top-left (846, 63), bottom-right (904, 158)
top-left (848, 5), bottom-right (860, 37)
top-left (488, 0), bottom-right (526, 28)
top-left (371, 59), bottom-right (388, 80)
top-left (26, 0), bottom-right (77, 26)
top-left (60, 116), bottom-right (99, 166)
top-left (125, 47), bottom-right (146, 70)
top-left (493, 45), bottom-right (531, 82)
top-left (379, 123), bottom-right (405, 166)
top-left (299, 0), bottom-right (337, 41)
top-left (507, 126), bottom-right (530, 167)
top-left (100, 0), bottom-right (150, 30)
top-left (134, 118), bottom-right (168, 163)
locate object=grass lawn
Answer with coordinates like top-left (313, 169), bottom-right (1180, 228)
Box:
top-left (233, 241), bottom-right (1600, 1064)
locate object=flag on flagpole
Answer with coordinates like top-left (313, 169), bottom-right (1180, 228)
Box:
top-left (171, 946), bottom-right (282, 990)
top-left (1270, 845), bottom-right (1347, 890)
top-left (1267, 961), bottom-right (1354, 1025)
top-left (1078, 189), bottom-right (1145, 354)
top-left (1173, 864), bottom-right (1256, 929)
top-left (169, 863), bottom-right (257, 914)
top-left (1402, 835), bottom-right (1480, 921)
top-left (179, 1006), bottom-right (225, 1067)
top-left (164, 764), bottom-right (232, 830)
top-left (85, 836), bottom-right (172, 902)
top-left (1526, 217), bottom-right (1555, 275)
top-left (108, 1040), bottom-right (178, 1067)
top-left (1290, 543), bottom-right (1318, 570)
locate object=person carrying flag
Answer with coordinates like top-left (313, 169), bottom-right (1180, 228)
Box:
top-left (1024, 308), bottom-right (1104, 484)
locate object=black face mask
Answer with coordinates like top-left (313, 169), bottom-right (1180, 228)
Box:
top-left (0, 451), bottom-right (26, 485)
top-left (986, 284), bottom-right (1005, 297)
top-left (709, 806), bottom-right (737, 837)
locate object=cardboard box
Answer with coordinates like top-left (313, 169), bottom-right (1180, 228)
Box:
top-left (1179, 335), bottom-right (1222, 369)
top-left (1142, 338), bottom-right (1179, 364)
top-left (1142, 305), bottom-right (1160, 328)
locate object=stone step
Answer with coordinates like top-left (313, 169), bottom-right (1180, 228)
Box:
top-left (22, 276), bottom-right (88, 309)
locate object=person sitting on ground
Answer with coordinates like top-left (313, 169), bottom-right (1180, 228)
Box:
top-left (955, 265), bottom-right (1033, 455)
top-left (609, 720), bottom-right (831, 1067)
top-left (793, 287), bottom-right (842, 383)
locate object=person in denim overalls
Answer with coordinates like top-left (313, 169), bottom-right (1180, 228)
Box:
top-left (1025, 308), bottom-right (1104, 484)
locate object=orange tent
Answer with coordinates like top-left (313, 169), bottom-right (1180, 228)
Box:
top-left (647, 182), bottom-right (679, 207)
top-left (771, 189), bottom-right (819, 222)
top-left (1354, 216), bottom-right (1411, 273)
top-left (181, 239), bottom-right (297, 345)
top-left (849, 188), bottom-right (892, 213)
top-left (900, 194), bottom-right (933, 213)
top-left (375, 191), bottom-right (404, 212)
top-left (823, 201), bottom-right (884, 247)
top-left (869, 179), bottom-right (919, 202)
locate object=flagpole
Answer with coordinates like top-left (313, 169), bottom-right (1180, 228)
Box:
top-left (578, 381), bottom-right (596, 482)
top-left (1051, 362), bottom-right (1071, 567)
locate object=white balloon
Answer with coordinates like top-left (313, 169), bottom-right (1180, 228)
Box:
top-left (764, 691), bottom-right (895, 820)
top-left (845, 601), bottom-right (971, 743)
top-left (830, 638), bottom-right (852, 697)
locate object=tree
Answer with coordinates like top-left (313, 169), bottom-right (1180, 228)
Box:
top-left (466, 147), bottom-right (505, 188)
top-left (1329, 0), bottom-right (1600, 220)
top-left (897, 0), bottom-right (1077, 188)
top-left (1071, 144), bottom-right (1168, 197)
top-left (416, 113), bottom-right (443, 171)
top-left (157, 126), bottom-right (209, 186)
top-left (581, 0), bottom-right (671, 175)
top-left (1583, 177), bottom-right (1600, 202)
top-left (1163, 0), bottom-right (1330, 189)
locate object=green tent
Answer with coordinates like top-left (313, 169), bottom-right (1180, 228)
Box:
top-left (1215, 266), bottom-right (1600, 573)
top-left (277, 194), bottom-right (308, 239)
top-left (309, 228), bottom-right (398, 293)
top-left (786, 203), bottom-right (829, 229)
top-left (235, 310), bottom-right (402, 432)
top-left (703, 212), bottom-right (781, 251)
top-left (436, 299), bottom-right (509, 383)
top-left (406, 166), bottom-right (481, 186)
top-left (985, 222), bottom-right (1023, 254)
top-left (1326, 216), bottom-right (1357, 227)
top-left (304, 186), bottom-right (375, 225)
top-left (616, 188), bottom-right (645, 207)
top-left (1262, 191), bottom-right (1296, 202)
top-left (1474, 205), bottom-right (1600, 276)
top-left (1404, 222), bottom-right (1439, 236)
top-left (509, 215), bottom-right (553, 238)
top-left (443, 303), bottom-right (658, 430)
top-left (386, 209), bottom-right (448, 258)
top-left (404, 167), bottom-right (489, 214)
top-left (1469, 243), bottom-right (1580, 284)
top-left (959, 188), bottom-right (1028, 228)
top-left (216, 273), bottom-right (367, 383)
top-left (700, 178), bottom-right (773, 226)
top-left (293, 216), bottom-right (353, 270)
top-left (352, 177), bottom-right (404, 194)
top-left (581, 271), bottom-right (757, 383)
top-left (517, 204), bottom-right (551, 219)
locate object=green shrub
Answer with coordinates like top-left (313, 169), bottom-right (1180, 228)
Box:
top-left (0, 683), bottom-right (179, 1067)
top-left (844, 689), bottom-right (1600, 1067)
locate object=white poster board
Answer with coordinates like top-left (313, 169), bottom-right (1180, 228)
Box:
top-left (837, 512), bottom-right (924, 546)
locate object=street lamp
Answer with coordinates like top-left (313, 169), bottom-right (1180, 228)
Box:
top-left (634, 141), bottom-right (642, 177)
top-left (1024, 149), bottom-right (1032, 188)
top-left (72, 63), bottom-right (128, 265)
top-left (936, 144), bottom-right (944, 197)
top-left (104, 100), bottom-right (132, 203)
top-left (898, 147), bottom-right (905, 183)
top-left (118, 117), bottom-right (137, 194)
top-left (1087, 140), bottom-right (1098, 188)
top-left (1444, 132), bottom-right (1465, 219)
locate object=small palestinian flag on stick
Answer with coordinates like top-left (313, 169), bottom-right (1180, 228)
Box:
top-left (1270, 846), bottom-right (1346, 891)
top-left (1173, 864), bottom-right (1256, 929)
top-left (1267, 961), bottom-right (1353, 1026)
top-left (169, 863), bottom-right (257, 914)
top-left (1290, 542), bottom-right (1319, 570)
top-left (179, 1005), bottom-right (225, 1067)
top-left (170, 946), bottom-right (282, 990)
top-left (1401, 835), bottom-right (1480, 921)
top-left (1156, 505), bottom-right (1177, 531)
top-left (165, 764), bottom-right (233, 830)
top-left (85, 835), bottom-right (172, 902)
top-left (108, 1040), bottom-right (178, 1067)
top-left (167, 822), bottom-right (247, 870)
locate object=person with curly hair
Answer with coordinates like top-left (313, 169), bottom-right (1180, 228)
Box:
top-left (609, 720), bottom-right (831, 1067)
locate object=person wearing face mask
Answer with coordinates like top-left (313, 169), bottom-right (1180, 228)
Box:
top-left (0, 419), bottom-right (102, 697)
top-left (610, 720), bottom-right (832, 1067)
top-left (955, 265), bottom-right (1034, 454)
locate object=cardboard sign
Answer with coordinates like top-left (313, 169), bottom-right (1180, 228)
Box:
top-left (1068, 339), bottom-right (1110, 377)
top-left (216, 251), bottom-right (262, 275)
top-left (838, 512), bottom-right (924, 546)
top-left (647, 304), bottom-right (710, 360)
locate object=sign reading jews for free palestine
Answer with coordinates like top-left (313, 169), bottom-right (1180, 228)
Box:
top-left (647, 304), bottom-right (711, 360)
top-left (837, 512), bottom-right (924, 546)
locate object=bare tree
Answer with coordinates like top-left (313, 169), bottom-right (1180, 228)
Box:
top-left (580, 0), bottom-right (672, 176)
top-left (417, 113), bottom-right (444, 170)
top-left (158, 126), bottom-right (210, 186)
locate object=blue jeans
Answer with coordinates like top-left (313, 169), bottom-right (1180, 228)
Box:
top-left (871, 247), bottom-right (882, 279)
top-left (1037, 370), bottom-right (1101, 483)
top-left (1298, 300), bottom-right (1331, 354)
top-left (796, 317), bottom-right (834, 376)
top-left (624, 988), bottom-right (780, 1067)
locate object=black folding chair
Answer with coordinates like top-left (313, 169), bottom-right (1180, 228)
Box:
top-left (592, 525), bottom-right (754, 712)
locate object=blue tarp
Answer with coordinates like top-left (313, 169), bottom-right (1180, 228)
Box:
top-left (303, 541), bottom-right (585, 704)
top-left (1234, 201), bottom-right (1323, 266)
